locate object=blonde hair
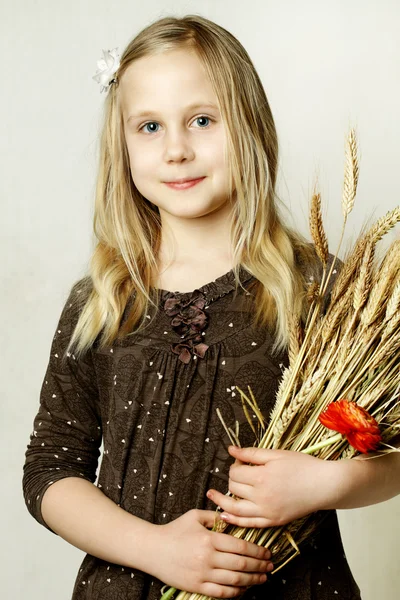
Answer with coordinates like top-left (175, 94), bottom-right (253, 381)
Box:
top-left (66, 14), bottom-right (317, 360)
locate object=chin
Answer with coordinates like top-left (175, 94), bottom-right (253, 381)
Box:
top-left (165, 200), bottom-right (228, 219)
top-left (163, 207), bottom-right (214, 219)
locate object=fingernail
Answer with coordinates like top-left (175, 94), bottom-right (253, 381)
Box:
top-left (220, 513), bottom-right (230, 521)
top-left (267, 563), bottom-right (274, 571)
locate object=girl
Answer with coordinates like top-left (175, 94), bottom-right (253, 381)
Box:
top-left (23, 13), bottom-right (398, 600)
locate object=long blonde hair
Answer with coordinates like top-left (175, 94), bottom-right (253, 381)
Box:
top-left (66, 14), bottom-right (316, 360)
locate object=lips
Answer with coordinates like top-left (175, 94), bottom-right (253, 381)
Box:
top-left (164, 177), bottom-right (205, 190)
top-left (165, 177), bottom-right (204, 184)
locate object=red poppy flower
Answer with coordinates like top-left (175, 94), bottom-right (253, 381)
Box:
top-left (319, 399), bottom-right (381, 453)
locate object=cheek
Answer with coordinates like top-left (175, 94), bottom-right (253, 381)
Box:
top-left (127, 147), bottom-right (151, 177)
top-left (124, 134), bottom-right (153, 171)
top-left (128, 157), bottom-right (156, 197)
top-left (212, 140), bottom-right (227, 168)
top-left (212, 145), bottom-right (230, 186)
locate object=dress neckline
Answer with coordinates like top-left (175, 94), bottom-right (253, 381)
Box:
top-left (155, 264), bottom-right (254, 303)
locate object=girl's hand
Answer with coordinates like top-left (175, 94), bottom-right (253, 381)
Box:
top-left (206, 446), bottom-right (340, 528)
top-left (154, 508), bottom-right (274, 598)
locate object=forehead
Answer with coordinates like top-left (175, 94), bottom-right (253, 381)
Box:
top-left (119, 48), bottom-right (218, 117)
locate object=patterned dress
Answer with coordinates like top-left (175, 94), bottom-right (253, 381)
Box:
top-left (23, 258), bottom-right (362, 600)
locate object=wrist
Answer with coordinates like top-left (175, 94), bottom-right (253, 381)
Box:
top-left (316, 458), bottom-right (353, 511)
top-left (142, 521), bottom-right (174, 583)
top-left (124, 517), bottom-right (162, 574)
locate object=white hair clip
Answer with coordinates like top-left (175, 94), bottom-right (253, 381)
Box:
top-left (92, 48), bottom-right (121, 93)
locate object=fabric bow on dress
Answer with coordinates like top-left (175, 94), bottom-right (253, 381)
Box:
top-left (163, 290), bottom-right (210, 364)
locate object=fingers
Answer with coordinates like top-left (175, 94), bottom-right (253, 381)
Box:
top-left (232, 457), bottom-right (245, 467)
top-left (220, 514), bottom-right (274, 528)
top-left (193, 508), bottom-right (221, 529)
top-left (229, 464), bottom-right (262, 485)
top-left (213, 531), bottom-right (272, 562)
top-left (229, 446), bottom-right (275, 464)
top-left (209, 568), bottom-right (268, 588)
top-left (212, 550), bottom-right (274, 575)
top-left (207, 490), bottom-right (259, 517)
top-left (201, 581), bottom-right (248, 599)
top-left (227, 480), bottom-right (253, 500)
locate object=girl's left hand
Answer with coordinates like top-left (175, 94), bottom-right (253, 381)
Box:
top-left (206, 446), bottom-right (340, 528)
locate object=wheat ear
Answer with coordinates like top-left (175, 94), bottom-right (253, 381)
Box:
top-left (330, 234), bottom-right (369, 305)
top-left (368, 206), bottom-right (400, 243)
top-left (309, 192), bottom-right (329, 265)
top-left (342, 127), bottom-right (359, 219)
top-left (361, 240), bottom-right (400, 326)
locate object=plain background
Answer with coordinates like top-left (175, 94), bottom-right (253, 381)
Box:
top-left (2, 0), bottom-right (400, 598)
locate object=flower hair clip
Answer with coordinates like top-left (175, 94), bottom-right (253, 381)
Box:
top-left (92, 47), bottom-right (121, 93)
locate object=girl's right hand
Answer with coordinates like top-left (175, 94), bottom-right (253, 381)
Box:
top-left (153, 508), bottom-right (274, 598)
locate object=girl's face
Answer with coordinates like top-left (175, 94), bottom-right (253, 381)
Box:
top-left (120, 48), bottom-right (233, 221)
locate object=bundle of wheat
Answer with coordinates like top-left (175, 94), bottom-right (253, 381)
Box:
top-left (160, 128), bottom-right (400, 600)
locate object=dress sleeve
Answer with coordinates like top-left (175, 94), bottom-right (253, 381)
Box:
top-left (22, 280), bottom-right (102, 534)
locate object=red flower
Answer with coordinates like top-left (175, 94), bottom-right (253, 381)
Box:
top-left (319, 399), bottom-right (381, 453)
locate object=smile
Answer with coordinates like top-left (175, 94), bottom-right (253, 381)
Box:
top-left (164, 177), bottom-right (206, 190)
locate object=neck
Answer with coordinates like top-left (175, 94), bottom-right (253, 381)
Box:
top-left (157, 201), bottom-right (236, 269)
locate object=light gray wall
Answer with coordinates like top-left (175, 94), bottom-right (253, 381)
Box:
top-left (2, 1), bottom-right (399, 598)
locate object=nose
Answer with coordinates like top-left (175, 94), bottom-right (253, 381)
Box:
top-left (163, 126), bottom-right (195, 163)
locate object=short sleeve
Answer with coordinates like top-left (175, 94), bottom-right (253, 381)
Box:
top-left (22, 280), bottom-right (102, 534)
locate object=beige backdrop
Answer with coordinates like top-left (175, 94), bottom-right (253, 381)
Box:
top-left (2, 0), bottom-right (400, 598)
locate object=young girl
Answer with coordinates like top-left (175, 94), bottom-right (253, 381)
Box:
top-left (24, 13), bottom-right (398, 600)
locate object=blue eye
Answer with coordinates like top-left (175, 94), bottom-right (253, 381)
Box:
top-left (141, 122), bottom-right (160, 134)
top-left (195, 116), bottom-right (210, 127)
top-left (139, 116), bottom-right (212, 134)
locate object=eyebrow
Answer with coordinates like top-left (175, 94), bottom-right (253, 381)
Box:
top-left (126, 102), bottom-right (219, 124)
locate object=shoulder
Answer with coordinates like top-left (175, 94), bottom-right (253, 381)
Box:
top-left (58, 275), bottom-right (94, 329)
top-left (295, 244), bottom-right (343, 283)
top-left (294, 244), bottom-right (344, 310)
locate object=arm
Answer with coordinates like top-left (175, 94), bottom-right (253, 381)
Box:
top-left (40, 477), bottom-right (159, 571)
top-left (323, 446), bottom-right (400, 510)
top-left (42, 481), bottom-right (274, 597)
top-left (206, 445), bottom-right (400, 528)
top-left (22, 279), bottom-right (103, 532)
top-left (22, 280), bottom-right (163, 573)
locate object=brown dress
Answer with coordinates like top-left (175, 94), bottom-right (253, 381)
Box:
top-left (22, 258), bottom-right (362, 600)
